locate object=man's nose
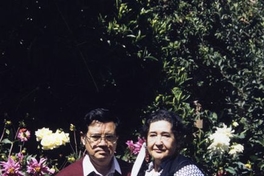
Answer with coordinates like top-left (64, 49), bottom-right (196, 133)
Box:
top-left (98, 137), bottom-right (108, 145)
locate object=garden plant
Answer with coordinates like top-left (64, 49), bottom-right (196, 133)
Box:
top-left (1, 0), bottom-right (264, 175)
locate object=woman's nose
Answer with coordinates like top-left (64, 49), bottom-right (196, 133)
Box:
top-left (154, 136), bottom-right (163, 145)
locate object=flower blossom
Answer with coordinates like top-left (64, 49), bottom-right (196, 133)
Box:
top-left (228, 143), bottom-right (244, 157)
top-left (207, 124), bottom-right (234, 155)
top-left (126, 140), bottom-right (135, 151)
top-left (17, 128), bottom-right (31, 142)
top-left (16, 152), bottom-right (25, 164)
top-left (35, 128), bottom-right (53, 141)
top-left (54, 129), bottom-right (70, 145)
top-left (232, 121), bottom-right (239, 127)
top-left (244, 162), bottom-right (252, 169)
top-left (36, 128), bottom-right (70, 150)
top-left (126, 137), bottom-right (145, 155)
top-left (0, 157), bottom-right (23, 176)
top-left (214, 124), bottom-right (234, 138)
top-left (27, 157), bottom-right (55, 175)
top-left (208, 133), bottom-right (230, 155)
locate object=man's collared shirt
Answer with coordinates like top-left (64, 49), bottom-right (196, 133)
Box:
top-left (82, 155), bottom-right (122, 176)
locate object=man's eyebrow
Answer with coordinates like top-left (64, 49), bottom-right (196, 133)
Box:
top-left (89, 133), bottom-right (115, 135)
top-left (89, 133), bottom-right (101, 135)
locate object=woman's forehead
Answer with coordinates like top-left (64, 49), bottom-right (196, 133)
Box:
top-left (149, 120), bottom-right (172, 131)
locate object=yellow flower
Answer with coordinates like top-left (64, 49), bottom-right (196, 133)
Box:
top-left (35, 128), bottom-right (53, 141)
top-left (67, 156), bottom-right (76, 163)
top-left (245, 163), bottom-right (251, 169)
top-left (53, 130), bottom-right (70, 145)
top-left (36, 128), bottom-right (70, 150)
top-left (41, 134), bottom-right (58, 150)
top-left (70, 124), bottom-right (76, 131)
top-left (232, 121), bottom-right (239, 127)
top-left (5, 120), bottom-right (12, 125)
top-left (21, 149), bottom-right (27, 154)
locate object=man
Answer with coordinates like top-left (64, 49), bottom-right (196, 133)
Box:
top-left (56, 108), bottom-right (132, 176)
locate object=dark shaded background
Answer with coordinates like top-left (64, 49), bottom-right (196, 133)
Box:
top-left (0, 0), bottom-right (160, 159)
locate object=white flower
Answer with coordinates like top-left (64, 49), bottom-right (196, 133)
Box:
top-left (41, 134), bottom-right (58, 150)
top-left (35, 128), bottom-right (70, 150)
top-left (214, 124), bottom-right (234, 138)
top-left (207, 123), bottom-right (234, 155)
top-left (208, 133), bottom-right (230, 155)
top-left (228, 143), bottom-right (244, 157)
top-left (35, 128), bottom-right (52, 141)
top-left (53, 130), bottom-right (70, 146)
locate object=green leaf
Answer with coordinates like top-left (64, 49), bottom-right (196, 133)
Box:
top-left (1, 138), bottom-right (12, 144)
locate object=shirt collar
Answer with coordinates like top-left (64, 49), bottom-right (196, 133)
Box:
top-left (145, 162), bottom-right (162, 176)
top-left (82, 155), bottom-right (122, 176)
top-left (146, 162), bottom-right (154, 172)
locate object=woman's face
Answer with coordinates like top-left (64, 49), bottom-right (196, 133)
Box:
top-left (147, 120), bottom-right (177, 163)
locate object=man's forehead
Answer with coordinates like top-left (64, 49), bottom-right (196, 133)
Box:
top-left (87, 121), bottom-right (116, 132)
top-left (89, 120), bottom-right (116, 126)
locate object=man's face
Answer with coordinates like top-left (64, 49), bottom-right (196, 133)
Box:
top-left (82, 121), bottom-right (118, 165)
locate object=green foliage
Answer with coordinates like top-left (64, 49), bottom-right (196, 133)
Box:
top-left (1, 0), bottom-right (263, 174)
top-left (99, 0), bottom-right (264, 175)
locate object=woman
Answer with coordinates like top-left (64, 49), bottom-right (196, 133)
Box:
top-left (136, 109), bottom-right (204, 176)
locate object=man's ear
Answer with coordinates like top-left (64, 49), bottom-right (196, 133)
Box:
top-left (80, 131), bottom-right (85, 145)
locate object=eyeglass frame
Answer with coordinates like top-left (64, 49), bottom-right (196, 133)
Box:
top-left (85, 133), bottom-right (118, 144)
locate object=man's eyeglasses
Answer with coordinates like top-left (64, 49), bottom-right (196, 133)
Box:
top-left (86, 134), bottom-right (118, 144)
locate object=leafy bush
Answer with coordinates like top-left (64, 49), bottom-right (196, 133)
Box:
top-left (100, 0), bottom-right (264, 175)
top-left (1, 0), bottom-right (263, 175)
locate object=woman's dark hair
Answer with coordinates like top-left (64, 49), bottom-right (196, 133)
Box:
top-left (143, 109), bottom-right (186, 155)
top-left (80, 108), bottom-right (120, 135)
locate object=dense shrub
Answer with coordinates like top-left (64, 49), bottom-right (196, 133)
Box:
top-left (99, 0), bottom-right (264, 175)
top-left (1, 0), bottom-right (263, 175)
